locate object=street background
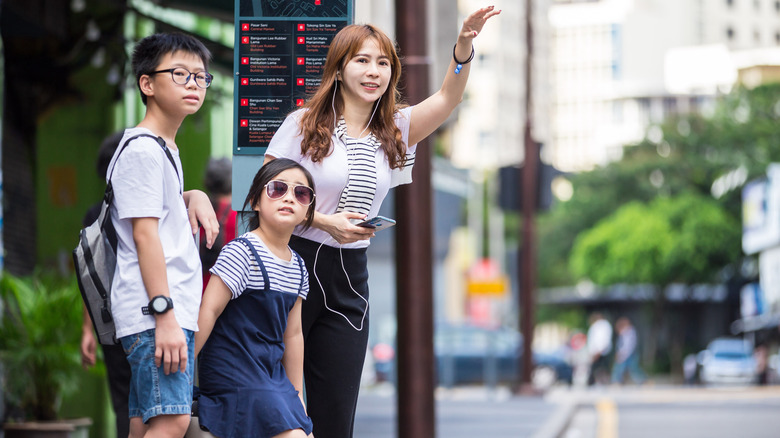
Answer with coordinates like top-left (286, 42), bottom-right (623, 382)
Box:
top-left (354, 381), bottom-right (780, 438)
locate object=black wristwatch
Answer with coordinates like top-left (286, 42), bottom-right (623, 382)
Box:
top-left (142, 295), bottom-right (174, 315)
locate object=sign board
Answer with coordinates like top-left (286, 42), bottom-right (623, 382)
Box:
top-left (742, 163), bottom-right (780, 255)
top-left (466, 258), bottom-right (508, 297)
top-left (234, 0), bottom-right (350, 155)
top-left (759, 245), bottom-right (780, 316)
top-left (232, 0), bottom-right (352, 212)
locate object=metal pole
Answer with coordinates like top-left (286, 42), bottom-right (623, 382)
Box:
top-left (394, 0), bottom-right (435, 437)
top-left (518, 0), bottom-right (537, 390)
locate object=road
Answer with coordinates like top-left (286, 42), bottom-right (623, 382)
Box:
top-left (558, 384), bottom-right (780, 438)
top-left (355, 382), bottom-right (780, 438)
top-left (354, 384), bottom-right (562, 438)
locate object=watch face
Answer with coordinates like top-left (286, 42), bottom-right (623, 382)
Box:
top-left (152, 297), bottom-right (169, 313)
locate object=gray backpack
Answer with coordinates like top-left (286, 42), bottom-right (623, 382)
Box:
top-left (73, 133), bottom-right (175, 345)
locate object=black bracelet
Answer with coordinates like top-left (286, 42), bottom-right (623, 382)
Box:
top-left (453, 44), bottom-right (475, 65)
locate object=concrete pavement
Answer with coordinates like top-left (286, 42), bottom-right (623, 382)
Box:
top-left (355, 381), bottom-right (780, 438)
top-left (354, 383), bottom-right (577, 438)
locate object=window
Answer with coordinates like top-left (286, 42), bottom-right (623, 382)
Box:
top-left (663, 97), bottom-right (677, 116)
top-left (612, 100), bottom-right (623, 124)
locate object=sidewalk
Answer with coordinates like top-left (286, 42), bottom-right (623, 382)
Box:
top-left (354, 383), bottom-right (577, 438)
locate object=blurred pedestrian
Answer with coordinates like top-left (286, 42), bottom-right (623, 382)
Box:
top-left (683, 353), bottom-right (698, 385)
top-left (611, 316), bottom-right (646, 385)
top-left (80, 131), bottom-right (132, 438)
top-left (587, 312), bottom-right (612, 385)
top-left (754, 344), bottom-right (768, 385)
top-left (200, 157), bottom-right (237, 291)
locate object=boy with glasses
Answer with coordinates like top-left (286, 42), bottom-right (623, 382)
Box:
top-left (107, 32), bottom-right (219, 438)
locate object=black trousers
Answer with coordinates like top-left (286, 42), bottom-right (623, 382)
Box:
top-left (103, 342), bottom-right (131, 438)
top-left (290, 236), bottom-right (369, 438)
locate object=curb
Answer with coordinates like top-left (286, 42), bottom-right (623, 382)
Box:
top-left (531, 400), bottom-right (579, 438)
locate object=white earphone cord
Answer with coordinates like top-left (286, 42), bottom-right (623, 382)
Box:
top-left (317, 77), bottom-right (382, 331)
top-left (313, 238), bottom-right (369, 331)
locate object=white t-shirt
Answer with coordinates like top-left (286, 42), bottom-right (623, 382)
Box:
top-left (209, 232), bottom-right (309, 300)
top-left (108, 127), bottom-right (202, 338)
top-left (587, 318), bottom-right (613, 356)
top-left (265, 106), bottom-right (417, 249)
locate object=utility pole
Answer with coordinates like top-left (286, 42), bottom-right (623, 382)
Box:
top-left (518, 0), bottom-right (537, 390)
top-left (394, 0), bottom-right (435, 437)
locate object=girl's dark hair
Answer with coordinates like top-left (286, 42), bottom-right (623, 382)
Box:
top-left (242, 158), bottom-right (316, 231)
top-left (298, 24), bottom-right (407, 169)
top-left (131, 32), bottom-right (212, 105)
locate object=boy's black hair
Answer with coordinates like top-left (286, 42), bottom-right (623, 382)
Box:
top-left (131, 32), bottom-right (212, 106)
top-left (243, 158), bottom-right (316, 231)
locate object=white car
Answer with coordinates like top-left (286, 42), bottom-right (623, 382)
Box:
top-left (698, 338), bottom-right (757, 385)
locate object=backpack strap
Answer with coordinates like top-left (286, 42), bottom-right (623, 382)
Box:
top-left (105, 133), bottom-right (180, 205)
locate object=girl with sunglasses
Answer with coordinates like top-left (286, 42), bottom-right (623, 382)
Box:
top-left (194, 158), bottom-right (316, 438)
top-left (263, 7), bottom-right (499, 438)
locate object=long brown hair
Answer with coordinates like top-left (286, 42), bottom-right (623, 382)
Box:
top-left (299, 24), bottom-right (407, 169)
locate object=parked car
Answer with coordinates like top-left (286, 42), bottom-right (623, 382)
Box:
top-left (371, 323), bottom-right (573, 390)
top-left (697, 337), bottom-right (757, 385)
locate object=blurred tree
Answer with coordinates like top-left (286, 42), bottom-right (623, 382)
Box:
top-left (536, 82), bottom-right (780, 289)
top-left (568, 194), bottom-right (740, 367)
top-left (570, 194), bottom-right (740, 286)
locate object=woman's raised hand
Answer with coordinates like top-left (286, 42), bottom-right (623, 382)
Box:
top-left (459, 5), bottom-right (501, 42)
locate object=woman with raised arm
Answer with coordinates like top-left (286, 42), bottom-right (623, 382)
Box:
top-left (264, 7), bottom-right (500, 437)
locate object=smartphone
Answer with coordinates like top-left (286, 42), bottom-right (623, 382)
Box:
top-left (356, 215), bottom-right (397, 231)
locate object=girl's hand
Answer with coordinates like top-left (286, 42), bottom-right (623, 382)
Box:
top-left (458, 6), bottom-right (501, 43)
top-left (320, 211), bottom-right (376, 244)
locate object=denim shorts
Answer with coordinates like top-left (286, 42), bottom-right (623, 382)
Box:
top-left (120, 328), bottom-right (195, 423)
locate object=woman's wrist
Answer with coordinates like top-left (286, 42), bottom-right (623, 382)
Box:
top-left (454, 37), bottom-right (473, 57)
top-left (453, 43), bottom-right (475, 65)
top-left (453, 41), bottom-right (475, 74)
top-left (311, 210), bottom-right (328, 231)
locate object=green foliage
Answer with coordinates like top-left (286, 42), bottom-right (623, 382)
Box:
top-left (537, 83), bottom-right (780, 288)
top-left (536, 305), bottom-right (586, 329)
top-left (569, 194), bottom-right (740, 286)
top-left (0, 272), bottom-right (82, 421)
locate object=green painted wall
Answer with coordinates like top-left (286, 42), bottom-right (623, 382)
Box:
top-left (36, 64), bottom-right (120, 269)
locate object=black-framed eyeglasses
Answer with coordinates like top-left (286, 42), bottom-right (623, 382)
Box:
top-left (265, 180), bottom-right (315, 206)
top-left (150, 67), bottom-right (213, 89)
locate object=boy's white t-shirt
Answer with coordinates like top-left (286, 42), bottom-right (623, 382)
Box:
top-left (108, 127), bottom-right (202, 339)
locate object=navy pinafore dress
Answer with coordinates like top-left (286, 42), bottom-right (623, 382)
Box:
top-left (197, 237), bottom-right (313, 438)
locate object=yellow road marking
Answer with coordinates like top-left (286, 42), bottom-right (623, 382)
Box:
top-left (596, 398), bottom-right (618, 438)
